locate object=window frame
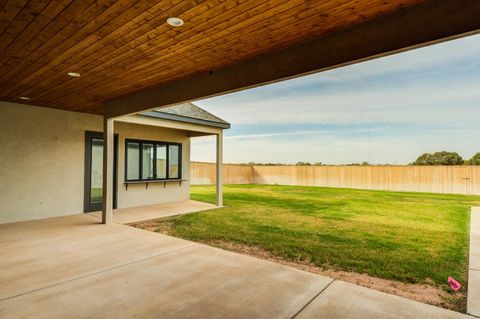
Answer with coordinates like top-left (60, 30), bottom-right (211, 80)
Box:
top-left (124, 138), bottom-right (182, 182)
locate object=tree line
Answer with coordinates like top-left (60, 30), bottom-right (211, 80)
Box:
top-left (411, 151), bottom-right (480, 165)
top-left (227, 152), bottom-right (480, 166)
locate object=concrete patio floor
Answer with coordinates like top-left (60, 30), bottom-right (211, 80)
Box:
top-left (88, 199), bottom-right (218, 224)
top-left (0, 214), bottom-right (473, 319)
top-left (468, 207), bottom-right (480, 317)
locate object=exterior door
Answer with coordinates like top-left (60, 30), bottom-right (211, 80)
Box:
top-left (84, 131), bottom-right (118, 212)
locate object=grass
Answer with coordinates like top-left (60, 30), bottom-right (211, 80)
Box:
top-left (151, 185), bottom-right (480, 288)
top-left (90, 187), bottom-right (102, 203)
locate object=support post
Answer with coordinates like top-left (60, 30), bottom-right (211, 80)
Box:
top-left (216, 131), bottom-right (223, 207)
top-left (102, 117), bottom-right (114, 224)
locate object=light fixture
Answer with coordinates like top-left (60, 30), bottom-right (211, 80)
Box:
top-left (67, 72), bottom-right (81, 77)
top-left (19, 96), bottom-right (31, 100)
top-left (166, 17), bottom-right (184, 27)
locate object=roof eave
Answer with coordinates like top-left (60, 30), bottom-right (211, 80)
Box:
top-left (139, 111), bottom-right (231, 129)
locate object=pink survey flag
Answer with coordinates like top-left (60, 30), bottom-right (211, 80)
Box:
top-left (448, 276), bottom-right (461, 291)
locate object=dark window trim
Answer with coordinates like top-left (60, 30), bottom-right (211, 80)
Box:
top-left (125, 138), bottom-right (182, 182)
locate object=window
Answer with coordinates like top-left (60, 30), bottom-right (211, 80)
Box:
top-left (125, 139), bottom-right (181, 181)
top-left (156, 145), bottom-right (167, 179)
top-left (142, 143), bottom-right (154, 179)
top-left (169, 144), bottom-right (180, 179)
top-left (126, 142), bottom-right (140, 180)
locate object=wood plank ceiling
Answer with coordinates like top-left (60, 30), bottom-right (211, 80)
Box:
top-left (0, 0), bottom-right (426, 115)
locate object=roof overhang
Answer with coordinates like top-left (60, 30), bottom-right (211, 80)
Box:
top-left (116, 114), bottom-right (223, 137)
top-left (105, 0), bottom-right (480, 118)
top-left (139, 111), bottom-right (230, 129)
top-left (1, 0), bottom-right (479, 116)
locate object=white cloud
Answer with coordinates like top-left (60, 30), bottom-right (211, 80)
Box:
top-left (196, 83), bottom-right (480, 126)
top-left (223, 130), bottom-right (329, 140)
top-left (192, 129), bottom-right (479, 165)
top-left (191, 35), bottom-right (480, 164)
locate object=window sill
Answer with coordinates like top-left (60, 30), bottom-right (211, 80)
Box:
top-left (124, 179), bottom-right (187, 190)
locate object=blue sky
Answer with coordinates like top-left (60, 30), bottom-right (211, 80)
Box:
top-left (191, 34), bottom-right (480, 164)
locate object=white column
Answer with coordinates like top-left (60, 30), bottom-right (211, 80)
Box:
top-left (102, 117), bottom-right (114, 224)
top-left (216, 131), bottom-right (223, 207)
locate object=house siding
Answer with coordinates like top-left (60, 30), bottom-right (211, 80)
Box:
top-left (0, 101), bottom-right (190, 224)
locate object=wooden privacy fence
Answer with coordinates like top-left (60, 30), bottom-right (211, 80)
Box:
top-left (190, 162), bottom-right (480, 195)
top-left (190, 162), bottom-right (254, 185)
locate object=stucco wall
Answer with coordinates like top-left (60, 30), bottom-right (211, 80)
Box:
top-left (0, 102), bottom-right (191, 224)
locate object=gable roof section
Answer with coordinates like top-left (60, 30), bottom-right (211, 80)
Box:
top-left (139, 103), bottom-right (230, 129)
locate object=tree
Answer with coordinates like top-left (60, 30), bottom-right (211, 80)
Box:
top-left (471, 152), bottom-right (480, 165)
top-left (412, 151), bottom-right (464, 165)
top-left (432, 151), bottom-right (464, 165)
top-left (412, 153), bottom-right (434, 165)
top-left (296, 162), bottom-right (311, 166)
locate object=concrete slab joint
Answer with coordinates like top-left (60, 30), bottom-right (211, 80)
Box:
top-left (0, 214), bottom-right (476, 318)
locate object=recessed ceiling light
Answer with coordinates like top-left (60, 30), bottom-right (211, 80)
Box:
top-left (67, 72), bottom-right (81, 77)
top-left (166, 17), bottom-right (184, 27)
top-left (19, 96), bottom-right (31, 100)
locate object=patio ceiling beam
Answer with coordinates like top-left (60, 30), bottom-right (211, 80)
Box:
top-left (104, 0), bottom-right (480, 118)
top-left (117, 115), bottom-right (222, 135)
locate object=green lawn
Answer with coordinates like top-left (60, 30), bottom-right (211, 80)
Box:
top-left (155, 185), bottom-right (480, 288)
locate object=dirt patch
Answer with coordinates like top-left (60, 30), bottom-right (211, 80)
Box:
top-left (208, 241), bottom-right (465, 312)
top-left (131, 220), bottom-right (175, 233)
top-left (131, 221), bottom-right (466, 312)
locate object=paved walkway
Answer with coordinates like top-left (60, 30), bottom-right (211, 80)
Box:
top-left (0, 214), bottom-right (473, 318)
top-left (468, 207), bottom-right (480, 317)
top-left (88, 199), bottom-right (217, 224)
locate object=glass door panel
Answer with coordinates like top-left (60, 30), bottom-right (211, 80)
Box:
top-left (84, 132), bottom-right (117, 212)
top-left (90, 138), bottom-right (104, 204)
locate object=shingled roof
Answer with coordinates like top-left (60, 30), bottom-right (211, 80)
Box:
top-left (139, 103), bottom-right (230, 129)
